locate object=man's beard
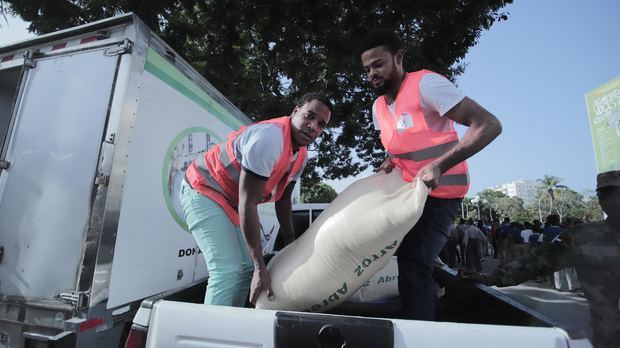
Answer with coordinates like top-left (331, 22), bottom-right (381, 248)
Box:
top-left (373, 80), bottom-right (392, 96)
top-left (372, 60), bottom-right (398, 96)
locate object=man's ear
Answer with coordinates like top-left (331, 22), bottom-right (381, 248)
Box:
top-left (290, 106), bottom-right (299, 117)
top-left (394, 49), bottom-right (404, 67)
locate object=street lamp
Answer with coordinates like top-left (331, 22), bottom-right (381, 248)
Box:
top-left (471, 196), bottom-right (481, 221)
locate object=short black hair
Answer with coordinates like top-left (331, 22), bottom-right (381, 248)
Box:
top-left (359, 30), bottom-right (402, 55)
top-left (296, 92), bottom-right (333, 113)
top-left (546, 214), bottom-right (560, 226)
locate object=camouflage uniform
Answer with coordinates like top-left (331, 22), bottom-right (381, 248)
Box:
top-left (486, 221), bottom-right (620, 347)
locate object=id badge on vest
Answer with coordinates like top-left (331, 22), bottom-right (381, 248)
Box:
top-left (396, 112), bottom-right (414, 130)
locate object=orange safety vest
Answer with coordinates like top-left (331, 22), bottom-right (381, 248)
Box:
top-left (374, 70), bottom-right (469, 199)
top-left (185, 116), bottom-right (307, 225)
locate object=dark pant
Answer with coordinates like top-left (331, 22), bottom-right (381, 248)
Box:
top-left (466, 241), bottom-right (482, 272)
top-left (444, 237), bottom-right (458, 267)
top-left (397, 196), bottom-right (461, 320)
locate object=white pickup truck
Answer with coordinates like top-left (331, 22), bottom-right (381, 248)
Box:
top-left (123, 205), bottom-right (593, 348)
top-left (124, 267), bottom-right (592, 348)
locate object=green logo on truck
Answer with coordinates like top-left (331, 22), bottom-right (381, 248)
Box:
top-left (162, 127), bottom-right (222, 230)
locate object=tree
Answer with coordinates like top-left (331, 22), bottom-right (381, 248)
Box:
top-left (459, 189), bottom-right (521, 222)
top-left (0, 2), bottom-right (6, 22)
top-left (301, 181), bottom-right (337, 203)
top-left (536, 175), bottom-right (565, 219)
top-left (581, 196), bottom-right (604, 222)
top-left (463, 189), bottom-right (529, 222)
top-left (478, 189), bottom-right (506, 221)
top-left (3, 0), bottom-right (512, 181)
top-left (552, 188), bottom-right (583, 223)
top-left (496, 196), bottom-right (528, 222)
top-left (552, 189), bottom-right (606, 223)
top-left (458, 197), bottom-right (477, 221)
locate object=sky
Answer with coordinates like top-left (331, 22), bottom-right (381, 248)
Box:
top-left (1, 1), bottom-right (619, 196)
top-left (0, 12), bottom-right (32, 45)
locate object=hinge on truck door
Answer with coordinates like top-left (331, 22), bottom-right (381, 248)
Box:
top-left (58, 291), bottom-right (89, 308)
top-left (95, 174), bottom-right (109, 187)
top-left (0, 159), bottom-right (10, 170)
top-left (104, 133), bottom-right (116, 145)
top-left (104, 39), bottom-right (133, 56)
top-left (23, 50), bottom-right (41, 69)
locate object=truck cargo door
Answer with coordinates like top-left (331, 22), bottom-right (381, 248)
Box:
top-left (0, 66), bottom-right (22, 165)
top-left (0, 49), bottom-right (119, 300)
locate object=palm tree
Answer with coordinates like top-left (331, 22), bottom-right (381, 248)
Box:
top-left (537, 175), bottom-right (563, 217)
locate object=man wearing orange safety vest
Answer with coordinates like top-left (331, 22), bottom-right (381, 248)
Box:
top-left (360, 30), bottom-right (502, 320)
top-left (180, 93), bottom-right (332, 307)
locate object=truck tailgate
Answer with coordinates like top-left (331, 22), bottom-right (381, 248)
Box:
top-left (391, 318), bottom-right (575, 348)
top-left (146, 301), bottom-right (275, 347)
top-left (145, 300), bottom-right (581, 348)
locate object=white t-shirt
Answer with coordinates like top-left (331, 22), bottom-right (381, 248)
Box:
top-left (521, 229), bottom-right (534, 243)
top-left (372, 73), bottom-right (466, 132)
top-left (232, 123), bottom-right (305, 182)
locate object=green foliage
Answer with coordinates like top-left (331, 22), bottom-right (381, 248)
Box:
top-left (581, 196), bottom-right (604, 222)
top-left (536, 175), bottom-right (565, 215)
top-left (496, 196), bottom-right (529, 222)
top-left (459, 178), bottom-right (604, 224)
top-left (4, 0), bottom-right (512, 181)
top-left (478, 189), bottom-right (506, 220)
top-left (301, 181), bottom-right (337, 203)
top-left (551, 188), bottom-right (604, 223)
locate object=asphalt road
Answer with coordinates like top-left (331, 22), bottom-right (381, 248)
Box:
top-left (479, 257), bottom-right (593, 340)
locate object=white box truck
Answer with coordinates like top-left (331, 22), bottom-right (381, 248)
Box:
top-left (0, 13), bottom-right (280, 347)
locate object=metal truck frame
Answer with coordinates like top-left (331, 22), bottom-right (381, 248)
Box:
top-left (0, 13), bottom-right (279, 347)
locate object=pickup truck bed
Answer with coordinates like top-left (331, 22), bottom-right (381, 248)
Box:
top-left (137, 301), bottom-right (586, 348)
top-left (127, 266), bottom-right (592, 348)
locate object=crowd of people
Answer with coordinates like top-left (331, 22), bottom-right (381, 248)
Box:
top-left (442, 214), bottom-right (584, 292)
top-left (459, 171), bottom-right (619, 347)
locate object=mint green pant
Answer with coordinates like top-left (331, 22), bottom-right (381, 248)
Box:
top-left (179, 180), bottom-right (253, 306)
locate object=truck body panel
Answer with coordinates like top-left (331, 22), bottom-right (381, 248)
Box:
top-left (0, 13), bottom-right (280, 347)
top-left (106, 46), bottom-right (242, 308)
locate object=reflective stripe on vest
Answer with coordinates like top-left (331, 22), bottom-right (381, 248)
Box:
top-left (438, 173), bottom-right (469, 186)
top-left (194, 151), bottom-right (238, 207)
top-left (218, 146), bottom-right (240, 183)
top-left (375, 70), bottom-right (469, 198)
top-left (392, 140), bottom-right (458, 162)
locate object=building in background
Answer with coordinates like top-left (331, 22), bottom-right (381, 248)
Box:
top-left (491, 179), bottom-right (542, 206)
